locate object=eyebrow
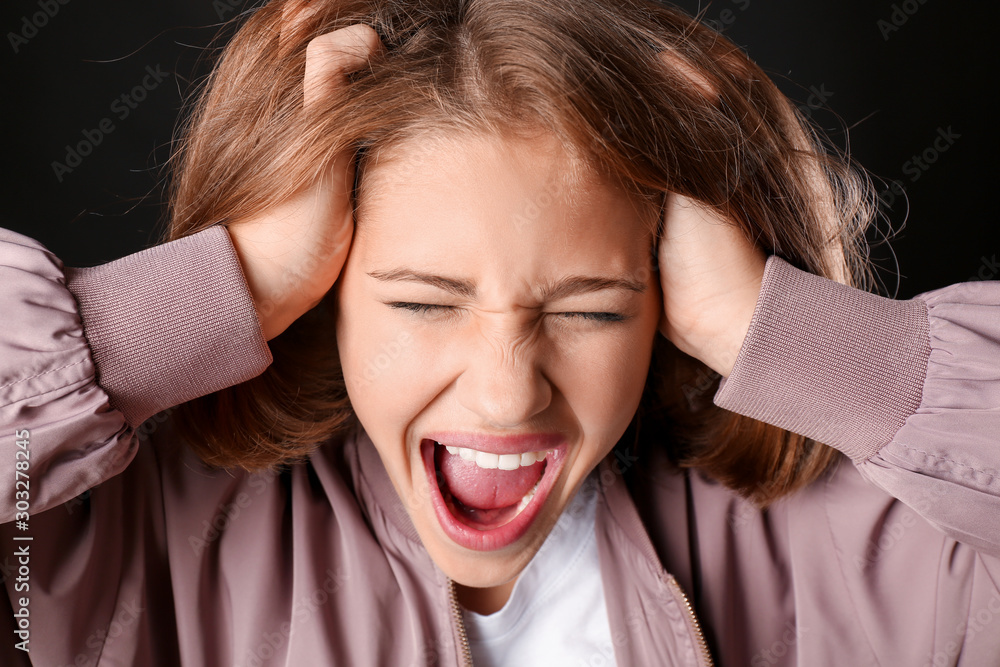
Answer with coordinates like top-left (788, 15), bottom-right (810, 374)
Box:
top-left (366, 269), bottom-right (646, 300)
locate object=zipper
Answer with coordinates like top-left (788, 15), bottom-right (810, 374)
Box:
top-left (668, 576), bottom-right (714, 667)
top-left (447, 579), bottom-right (474, 667)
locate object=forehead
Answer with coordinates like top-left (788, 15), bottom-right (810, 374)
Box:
top-left (355, 130), bottom-right (654, 238)
top-left (350, 130), bottom-right (658, 302)
top-left (360, 130), bottom-right (586, 200)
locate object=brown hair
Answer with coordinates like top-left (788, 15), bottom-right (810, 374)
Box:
top-left (165, 0), bottom-right (878, 507)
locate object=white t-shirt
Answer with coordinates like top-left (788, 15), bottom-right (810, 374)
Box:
top-left (461, 472), bottom-right (617, 666)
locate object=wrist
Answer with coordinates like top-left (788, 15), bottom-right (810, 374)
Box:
top-left (225, 199), bottom-right (352, 341)
top-left (667, 278), bottom-right (761, 377)
top-left (228, 241), bottom-right (331, 341)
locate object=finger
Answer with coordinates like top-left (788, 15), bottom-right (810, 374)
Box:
top-left (656, 193), bottom-right (764, 327)
top-left (658, 195), bottom-right (727, 269)
top-left (304, 24), bottom-right (383, 108)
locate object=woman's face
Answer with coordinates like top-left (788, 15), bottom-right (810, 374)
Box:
top-left (335, 130), bottom-right (662, 589)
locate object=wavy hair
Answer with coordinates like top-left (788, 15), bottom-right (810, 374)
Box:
top-left (165, 0), bottom-right (878, 507)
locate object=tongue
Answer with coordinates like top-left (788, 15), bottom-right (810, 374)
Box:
top-left (437, 447), bottom-right (545, 510)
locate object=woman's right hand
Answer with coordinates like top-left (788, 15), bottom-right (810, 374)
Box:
top-left (227, 21), bottom-right (383, 340)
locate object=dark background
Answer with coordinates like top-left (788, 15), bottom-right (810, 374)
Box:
top-left (1, 0), bottom-right (996, 298)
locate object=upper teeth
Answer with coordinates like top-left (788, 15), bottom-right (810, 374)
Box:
top-left (437, 442), bottom-right (550, 470)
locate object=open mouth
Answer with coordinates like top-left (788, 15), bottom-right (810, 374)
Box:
top-left (420, 437), bottom-right (567, 551)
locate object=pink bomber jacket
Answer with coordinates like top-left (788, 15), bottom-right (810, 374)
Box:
top-left (0, 225), bottom-right (999, 666)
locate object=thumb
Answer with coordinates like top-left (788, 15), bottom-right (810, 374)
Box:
top-left (303, 24), bottom-right (383, 108)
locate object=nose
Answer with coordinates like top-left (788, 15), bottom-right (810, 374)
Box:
top-left (456, 330), bottom-right (552, 428)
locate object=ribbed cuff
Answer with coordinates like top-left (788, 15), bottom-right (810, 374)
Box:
top-left (64, 226), bottom-right (273, 427)
top-left (713, 255), bottom-right (930, 463)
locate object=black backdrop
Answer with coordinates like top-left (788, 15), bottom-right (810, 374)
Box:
top-left (1, 0), bottom-right (996, 299)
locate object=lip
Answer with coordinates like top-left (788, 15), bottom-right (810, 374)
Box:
top-left (420, 436), bottom-right (568, 551)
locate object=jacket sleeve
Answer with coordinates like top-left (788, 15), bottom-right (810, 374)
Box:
top-left (713, 254), bottom-right (1000, 556)
top-left (0, 225), bottom-right (273, 521)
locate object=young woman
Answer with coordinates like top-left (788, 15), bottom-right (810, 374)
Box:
top-left (2, 1), bottom-right (998, 665)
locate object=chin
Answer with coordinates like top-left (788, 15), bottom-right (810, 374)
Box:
top-left (441, 552), bottom-right (526, 588)
top-left (420, 517), bottom-right (549, 588)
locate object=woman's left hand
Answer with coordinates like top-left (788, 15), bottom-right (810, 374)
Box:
top-left (657, 193), bottom-right (767, 377)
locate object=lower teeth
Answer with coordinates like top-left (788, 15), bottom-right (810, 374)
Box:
top-left (516, 479), bottom-right (541, 513)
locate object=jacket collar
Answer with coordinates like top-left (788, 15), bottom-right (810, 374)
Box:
top-left (594, 445), bottom-right (711, 665)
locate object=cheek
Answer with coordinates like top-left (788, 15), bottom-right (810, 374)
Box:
top-left (338, 276), bottom-right (411, 396)
top-left (572, 291), bottom-right (660, 398)
top-left (571, 303), bottom-right (660, 449)
top-left (334, 275), bottom-right (425, 432)
top-left (557, 331), bottom-right (653, 434)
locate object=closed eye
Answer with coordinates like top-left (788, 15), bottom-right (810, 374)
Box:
top-left (386, 302), bottom-right (452, 315)
top-left (386, 302), bottom-right (627, 324)
top-left (558, 311), bottom-right (627, 323)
